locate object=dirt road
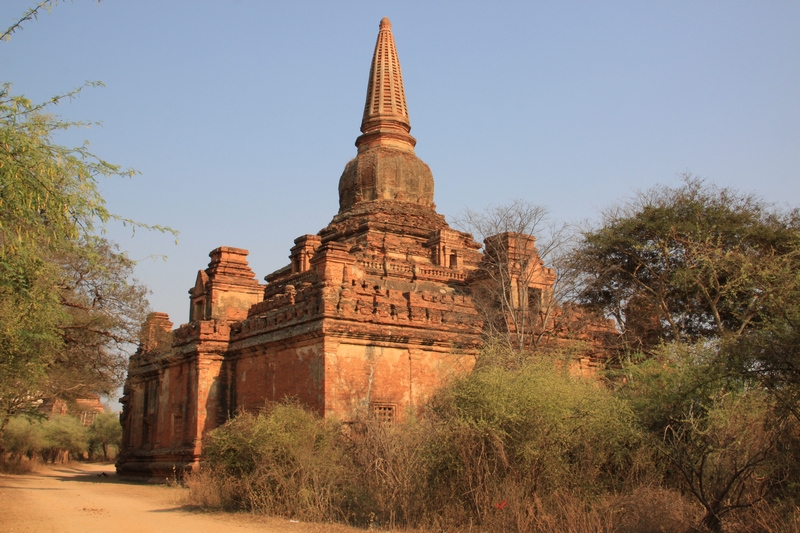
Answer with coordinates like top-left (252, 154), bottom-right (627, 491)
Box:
top-left (0, 463), bottom-right (359, 533)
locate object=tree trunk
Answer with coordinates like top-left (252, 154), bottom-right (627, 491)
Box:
top-left (700, 508), bottom-right (723, 533)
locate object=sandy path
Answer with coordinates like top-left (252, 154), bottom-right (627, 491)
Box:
top-left (0, 463), bottom-right (360, 533)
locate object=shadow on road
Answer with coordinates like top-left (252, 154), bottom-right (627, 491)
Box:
top-left (51, 472), bottom-right (170, 486)
top-left (149, 505), bottom-right (205, 514)
top-left (29, 463), bottom-right (164, 487)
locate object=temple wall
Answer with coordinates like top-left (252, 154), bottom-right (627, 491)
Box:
top-left (196, 354), bottom-right (226, 441)
top-left (211, 289), bottom-right (262, 321)
top-left (149, 361), bottom-right (192, 449)
top-left (324, 339), bottom-right (474, 420)
top-left (227, 336), bottom-right (475, 422)
top-left (228, 338), bottom-right (326, 414)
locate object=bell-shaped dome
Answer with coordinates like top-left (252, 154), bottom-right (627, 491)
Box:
top-left (339, 147), bottom-right (434, 209)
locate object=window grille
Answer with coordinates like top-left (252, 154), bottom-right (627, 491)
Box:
top-left (372, 404), bottom-right (396, 425)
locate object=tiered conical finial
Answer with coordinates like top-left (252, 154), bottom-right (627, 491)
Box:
top-left (356, 17), bottom-right (416, 153)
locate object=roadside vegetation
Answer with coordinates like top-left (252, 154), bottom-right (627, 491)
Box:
top-left (1, 410), bottom-right (122, 471)
top-left (0, 2), bottom-right (175, 451)
top-left (186, 349), bottom-right (798, 533)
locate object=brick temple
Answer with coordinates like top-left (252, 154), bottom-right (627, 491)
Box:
top-left (116, 18), bottom-right (579, 477)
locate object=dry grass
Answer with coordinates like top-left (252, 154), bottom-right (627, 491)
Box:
top-left (724, 501), bottom-right (800, 533)
top-left (183, 375), bottom-right (800, 533)
top-left (612, 486), bottom-right (700, 533)
top-left (186, 459), bottom-right (800, 533)
top-left (0, 456), bottom-right (44, 474)
top-left (184, 468), bottom-right (227, 509)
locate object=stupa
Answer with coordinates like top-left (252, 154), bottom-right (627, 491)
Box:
top-left (117, 18), bottom-right (501, 477)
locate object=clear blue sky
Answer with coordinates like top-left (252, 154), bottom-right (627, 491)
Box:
top-left (3, 1), bottom-right (799, 332)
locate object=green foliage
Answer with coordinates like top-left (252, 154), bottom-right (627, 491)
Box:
top-left (579, 176), bottom-right (800, 531)
top-left (722, 314), bottom-right (800, 422)
top-left (425, 356), bottom-right (646, 525)
top-left (575, 176), bottom-right (800, 353)
top-left (39, 415), bottom-right (88, 462)
top-left (2, 415), bottom-right (45, 460)
top-left (2, 414), bottom-right (90, 464)
top-left (189, 354), bottom-right (659, 533)
top-left (88, 411), bottom-right (121, 461)
top-left (189, 346), bottom-right (800, 531)
top-left (613, 342), bottom-right (731, 433)
top-left (0, 4), bottom-right (176, 438)
top-left (0, 261), bottom-right (61, 425)
top-left (0, 78), bottom-right (175, 434)
top-left (0, 83), bottom-right (126, 250)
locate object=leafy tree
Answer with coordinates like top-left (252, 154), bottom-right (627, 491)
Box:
top-left (613, 342), bottom-right (730, 433)
top-left (0, 82), bottom-right (156, 440)
top-left (39, 414), bottom-right (89, 463)
top-left (0, 5), bottom-right (175, 446)
top-left (722, 314), bottom-right (800, 422)
top-left (50, 239), bottom-right (149, 398)
top-left (89, 411), bottom-right (121, 461)
top-left (574, 176), bottom-right (800, 353)
top-left (1, 415), bottom-right (45, 462)
top-left (0, 249), bottom-right (61, 438)
top-left (615, 342), bottom-right (797, 532)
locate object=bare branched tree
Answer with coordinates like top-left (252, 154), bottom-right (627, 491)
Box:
top-left (454, 199), bottom-right (578, 355)
top-left (662, 393), bottom-right (784, 533)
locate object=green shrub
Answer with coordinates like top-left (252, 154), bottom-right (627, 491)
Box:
top-left (424, 356), bottom-right (647, 528)
top-left (88, 412), bottom-right (121, 461)
top-left (40, 415), bottom-right (88, 463)
top-left (2, 416), bottom-right (45, 461)
top-left (2, 415), bottom-right (89, 464)
top-left (198, 401), bottom-right (349, 521)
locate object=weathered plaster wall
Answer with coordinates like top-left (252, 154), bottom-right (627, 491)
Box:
top-left (227, 337), bottom-right (327, 414)
top-left (324, 340), bottom-right (474, 419)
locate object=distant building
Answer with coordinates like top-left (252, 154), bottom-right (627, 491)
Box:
top-left (38, 394), bottom-right (105, 426)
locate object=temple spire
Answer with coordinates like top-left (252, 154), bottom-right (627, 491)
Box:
top-left (338, 18), bottom-right (434, 211)
top-left (356, 17), bottom-right (417, 153)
